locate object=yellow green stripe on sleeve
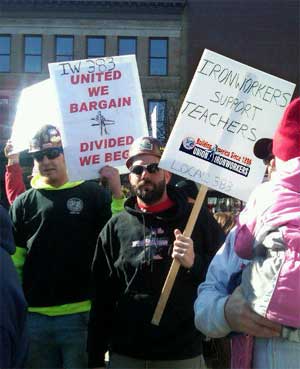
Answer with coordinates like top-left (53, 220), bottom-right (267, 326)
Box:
top-left (111, 196), bottom-right (125, 215)
top-left (12, 246), bottom-right (27, 281)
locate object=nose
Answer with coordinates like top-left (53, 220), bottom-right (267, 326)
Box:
top-left (140, 168), bottom-right (150, 179)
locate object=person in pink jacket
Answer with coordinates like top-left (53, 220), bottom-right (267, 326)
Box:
top-left (234, 97), bottom-right (300, 341)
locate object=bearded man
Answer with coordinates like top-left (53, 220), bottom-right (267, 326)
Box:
top-left (87, 136), bottom-right (225, 369)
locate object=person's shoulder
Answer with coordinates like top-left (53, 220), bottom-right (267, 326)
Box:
top-left (111, 208), bottom-right (131, 222)
top-left (0, 205), bottom-right (8, 218)
top-left (0, 247), bottom-right (18, 283)
top-left (10, 187), bottom-right (36, 206)
top-left (78, 181), bottom-right (110, 197)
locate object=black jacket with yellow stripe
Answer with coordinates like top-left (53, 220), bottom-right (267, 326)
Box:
top-left (10, 178), bottom-right (112, 308)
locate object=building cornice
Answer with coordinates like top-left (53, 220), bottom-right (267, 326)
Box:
top-left (0, 0), bottom-right (186, 9)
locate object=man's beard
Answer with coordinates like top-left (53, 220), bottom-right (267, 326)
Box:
top-left (133, 178), bottom-right (166, 205)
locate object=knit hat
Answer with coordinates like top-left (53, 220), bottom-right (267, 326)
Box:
top-left (253, 138), bottom-right (273, 160)
top-left (272, 97), bottom-right (300, 161)
top-left (28, 124), bottom-right (62, 153)
top-left (126, 136), bottom-right (164, 169)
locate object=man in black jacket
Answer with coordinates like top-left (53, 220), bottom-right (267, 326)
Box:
top-left (88, 136), bottom-right (225, 369)
top-left (10, 124), bottom-right (125, 369)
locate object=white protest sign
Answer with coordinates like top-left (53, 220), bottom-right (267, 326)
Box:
top-left (10, 79), bottom-right (60, 153)
top-left (48, 55), bottom-right (148, 181)
top-left (159, 49), bottom-right (296, 201)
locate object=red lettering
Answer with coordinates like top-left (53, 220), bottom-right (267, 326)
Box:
top-left (80, 143), bottom-right (89, 152)
top-left (105, 152), bottom-right (112, 162)
top-left (70, 103), bottom-right (78, 113)
top-left (113, 70), bottom-right (121, 80)
top-left (126, 136), bottom-right (134, 145)
top-left (114, 151), bottom-right (121, 161)
top-left (88, 85), bottom-right (109, 97)
top-left (105, 150), bottom-right (129, 162)
top-left (79, 154), bottom-right (100, 166)
top-left (108, 138), bottom-right (116, 147)
top-left (92, 154), bottom-right (100, 164)
top-left (79, 155), bottom-right (92, 166)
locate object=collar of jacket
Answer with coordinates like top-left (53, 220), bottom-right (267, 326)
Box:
top-left (124, 185), bottom-right (190, 221)
top-left (30, 174), bottom-right (84, 190)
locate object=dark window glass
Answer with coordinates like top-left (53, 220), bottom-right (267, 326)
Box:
top-left (56, 36), bottom-right (73, 62)
top-left (0, 35), bottom-right (10, 72)
top-left (24, 35), bottom-right (42, 73)
top-left (148, 100), bottom-right (167, 142)
top-left (149, 38), bottom-right (168, 76)
top-left (0, 97), bottom-right (10, 143)
top-left (87, 37), bottom-right (105, 58)
top-left (118, 37), bottom-right (136, 55)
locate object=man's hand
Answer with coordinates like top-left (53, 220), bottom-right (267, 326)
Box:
top-left (172, 229), bottom-right (195, 269)
top-left (224, 286), bottom-right (281, 337)
top-left (99, 165), bottom-right (123, 199)
top-left (4, 140), bottom-right (20, 165)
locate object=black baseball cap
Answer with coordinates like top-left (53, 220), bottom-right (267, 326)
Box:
top-left (253, 138), bottom-right (273, 160)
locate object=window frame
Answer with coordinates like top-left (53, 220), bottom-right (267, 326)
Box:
top-left (86, 36), bottom-right (106, 59)
top-left (0, 96), bottom-right (10, 143)
top-left (147, 99), bottom-right (168, 142)
top-left (118, 36), bottom-right (137, 56)
top-left (55, 35), bottom-right (74, 62)
top-left (24, 34), bottom-right (42, 73)
top-left (0, 35), bottom-right (11, 73)
top-left (148, 37), bottom-right (168, 76)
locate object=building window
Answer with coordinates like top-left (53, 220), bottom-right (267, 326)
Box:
top-left (118, 37), bottom-right (137, 56)
top-left (0, 96), bottom-right (9, 143)
top-left (0, 35), bottom-right (10, 72)
top-left (55, 36), bottom-right (73, 62)
top-left (87, 36), bottom-right (105, 58)
top-left (149, 38), bottom-right (168, 76)
top-left (148, 100), bottom-right (167, 142)
top-left (24, 35), bottom-right (42, 73)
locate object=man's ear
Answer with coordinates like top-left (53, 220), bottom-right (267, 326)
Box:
top-left (164, 170), bottom-right (172, 184)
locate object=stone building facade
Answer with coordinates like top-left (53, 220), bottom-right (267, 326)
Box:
top-left (0, 0), bottom-right (187, 146)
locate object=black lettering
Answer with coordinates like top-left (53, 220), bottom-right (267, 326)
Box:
top-left (197, 59), bottom-right (214, 76)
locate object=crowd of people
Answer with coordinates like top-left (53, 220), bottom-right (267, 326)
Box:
top-left (0, 96), bottom-right (299, 369)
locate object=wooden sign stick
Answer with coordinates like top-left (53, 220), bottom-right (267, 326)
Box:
top-left (151, 184), bottom-right (209, 326)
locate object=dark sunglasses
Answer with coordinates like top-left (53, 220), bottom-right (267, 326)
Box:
top-left (129, 163), bottom-right (160, 175)
top-left (31, 147), bottom-right (64, 162)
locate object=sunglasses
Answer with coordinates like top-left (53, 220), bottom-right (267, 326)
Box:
top-left (129, 163), bottom-right (160, 175)
top-left (31, 147), bottom-right (64, 162)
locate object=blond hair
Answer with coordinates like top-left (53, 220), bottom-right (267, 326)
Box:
top-left (213, 211), bottom-right (235, 235)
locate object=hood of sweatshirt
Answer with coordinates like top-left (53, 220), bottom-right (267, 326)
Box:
top-left (273, 156), bottom-right (300, 193)
top-left (0, 205), bottom-right (15, 255)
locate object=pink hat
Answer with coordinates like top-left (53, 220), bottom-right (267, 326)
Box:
top-left (272, 97), bottom-right (300, 161)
